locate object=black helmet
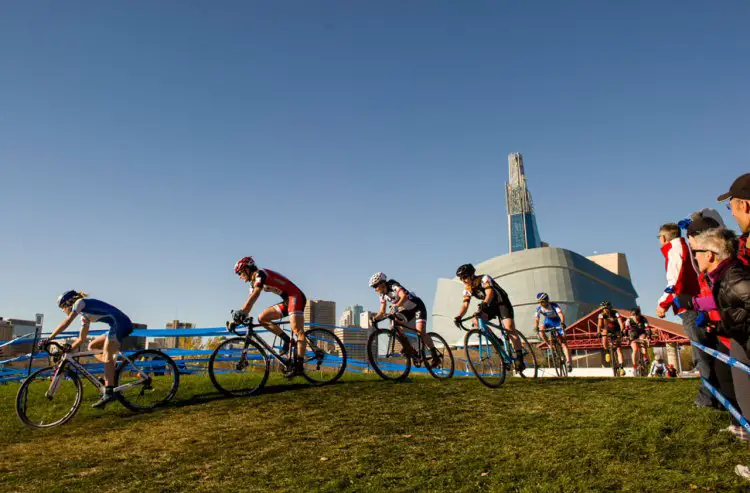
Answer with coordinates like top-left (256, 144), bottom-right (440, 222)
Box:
top-left (456, 264), bottom-right (475, 279)
top-left (633, 306), bottom-right (641, 316)
top-left (599, 300), bottom-right (613, 309)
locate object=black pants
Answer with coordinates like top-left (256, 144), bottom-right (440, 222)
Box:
top-left (730, 339), bottom-right (750, 425)
top-left (681, 311), bottom-right (720, 407)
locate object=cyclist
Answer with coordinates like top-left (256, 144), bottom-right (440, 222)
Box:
top-left (42, 290), bottom-right (134, 409)
top-left (368, 272), bottom-right (440, 365)
top-left (649, 357), bottom-right (668, 377)
top-left (453, 263), bottom-right (525, 371)
top-left (233, 257), bottom-right (307, 377)
top-left (534, 292), bottom-right (572, 372)
top-left (596, 301), bottom-right (625, 371)
top-left (625, 306), bottom-right (651, 370)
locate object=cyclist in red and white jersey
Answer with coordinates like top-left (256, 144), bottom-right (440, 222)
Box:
top-left (233, 256), bottom-right (308, 376)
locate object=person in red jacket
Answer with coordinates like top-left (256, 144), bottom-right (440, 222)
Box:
top-left (657, 222), bottom-right (714, 407)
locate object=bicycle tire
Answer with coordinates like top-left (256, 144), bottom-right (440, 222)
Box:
top-left (16, 365), bottom-right (83, 429)
top-left (464, 329), bottom-right (506, 388)
top-left (208, 336), bottom-right (269, 397)
top-left (552, 341), bottom-right (567, 377)
top-left (423, 332), bottom-right (455, 380)
top-left (301, 328), bottom-right (347, 385)
top-left (509, 330), bottom-right (538, 379)
top-left (116, 349), bottom-right (180, 411)
top-left (367, 328), bottom-right (411, 381)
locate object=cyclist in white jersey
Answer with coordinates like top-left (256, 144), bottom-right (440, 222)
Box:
top-left (534, 292), bottom-right (572, 372)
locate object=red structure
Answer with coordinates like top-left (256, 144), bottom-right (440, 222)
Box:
top-left (539, 307), bottom-right (689, 350)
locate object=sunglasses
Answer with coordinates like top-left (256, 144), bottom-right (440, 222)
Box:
top-left (692, 249), bottom-right (717, 255)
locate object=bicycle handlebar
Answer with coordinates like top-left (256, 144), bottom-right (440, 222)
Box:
top-left (454, 311), bottom-right (483, 332)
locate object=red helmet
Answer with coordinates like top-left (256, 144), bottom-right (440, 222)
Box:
top-left (234, 256), bottom-right (255, 274)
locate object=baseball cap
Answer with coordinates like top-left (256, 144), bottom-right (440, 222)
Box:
top-left (717, 173), bottom-right (750, 202)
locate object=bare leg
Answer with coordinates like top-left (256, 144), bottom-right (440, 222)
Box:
top-left (416, 320), bottom-right (434, 350)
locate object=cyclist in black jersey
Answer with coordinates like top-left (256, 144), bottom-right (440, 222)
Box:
top-left (624, 306), bottom-right (651, 370)
top-left (453, 264), bottom-right (525, 371)
top-left (596, 301), bottom-right (625, 369)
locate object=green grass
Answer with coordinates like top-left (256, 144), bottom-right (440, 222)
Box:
top-left (1, 374), bottom-right (749, 492)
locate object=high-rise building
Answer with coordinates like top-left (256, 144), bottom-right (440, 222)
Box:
top-left (339, 304), bottom-right (365, 328)
top-left (335, 311), bottom-right (375, 363)
top-left (151, 320), bottom-right (197, 349)
top-left (304, 300), bottom-right (336, 328)
top-left (505, 152), bottom-right (542, 253)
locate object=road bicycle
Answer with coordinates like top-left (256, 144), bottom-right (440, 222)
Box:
top-left (366, 311), bottom-right (454, 382)
top-left (208, 314), bottom-right (347, 397)
top-left (16, 341), bottom-right (179, 428)
top-left (539, 326), bottom-right (568, 377)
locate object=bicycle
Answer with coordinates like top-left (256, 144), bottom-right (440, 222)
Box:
top-left (629, 334), bottom-right (651, 377)
top-left (208, 313), bottom-right (347, 397)
top-left (366, 310), bottom-right (454, 382)
top-left (600, 331), bottom-right (625, 377)
top-left (455, 311), bottom-right (538, 388)
top-left (538, 326), bottom-right (568, 377)
top-left (16, 341), bottom-right (179, 429)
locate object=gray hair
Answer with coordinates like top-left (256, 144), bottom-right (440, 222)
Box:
top-left (693, 228), bottom-right (738, 261)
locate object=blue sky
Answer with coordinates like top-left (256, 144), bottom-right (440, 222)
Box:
top-left (1, 1), bottom-right (748, 331)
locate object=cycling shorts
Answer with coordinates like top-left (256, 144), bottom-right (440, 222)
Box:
top-left (542, 321), bottom-right (565, 338)
top-left (107, 319), bottom-right (134, 344)
top-left (400, 298), bottom-right (427, 324)
top-left (483, 301), bottom-right (514, 322)
top-left (271, 292), bottom-right (307, 317)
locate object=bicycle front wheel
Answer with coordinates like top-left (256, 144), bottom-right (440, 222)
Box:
top-left (16, 365), bottom-right (83, 429)
top-left (552, 342), bottom-right (567, 377)
top-left (512, 330), bottom-right (539, 379)
top-left (208, 337), bottom-right (269, 397)
top-left (367, 328), bottom-right (411, 381)
top-left (301, 328), bottom-right (347, 385)
top-left (423, 332), bottom-right (454, 380)
top-left (464, 329), bottom-right (506, 388)
top-left (116, 350), bottom-right (179, 411)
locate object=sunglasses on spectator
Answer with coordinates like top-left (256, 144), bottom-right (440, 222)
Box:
top-left (692, 249), bottom-right (717, 255)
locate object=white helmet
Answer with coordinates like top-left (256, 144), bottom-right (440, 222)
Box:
top-left (369, 272), bottom-right (387, 288)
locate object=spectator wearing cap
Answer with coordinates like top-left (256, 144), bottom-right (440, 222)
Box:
top-left (656, 223), bottom-right (713, 407)
top-left (718, 173), bottom-right (750, 265)
top-left (682, 212), bottom-right (743, 437)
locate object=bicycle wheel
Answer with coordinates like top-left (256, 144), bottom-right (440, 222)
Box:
top-left (423, 332), bottom-right (455, 380)
top-left (116, 350), bottom-right (180, 411)
top-left (16, 365), bottom-right (83, 429)
top-left (554, 342), bottom-right (568, 377)
top-left (301, 328), bottom-right (347, 385)
top-left (610, 348), bottom-right (619, 377)
top-left (549, 344), bottom-right (563, 377)
top-left (464, 329), bottom-right (506, 388)
top-left (208, 336), bottom-right (269, 397)
top-left (508, 330), bottom-right (538, 379)
top-left (367, 328), bottom-right (411, 381)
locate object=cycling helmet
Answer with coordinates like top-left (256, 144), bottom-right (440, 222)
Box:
top-left (632, 306), bottom-right (642, 316)
top-left (599, 300), bottom-right (613, 309)
top-left (57, 290), bottom-right (78, 308)
top-left (369, 272), bottom-right (387, 288)
top-left (456, 264), bottom-right (475, 279)
top-left (234, 256), bottom-right (255, 274)
top-left (536, 292), bottom-right (550, 302)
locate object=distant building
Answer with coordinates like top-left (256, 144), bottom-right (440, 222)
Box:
top-left (506, 153), bottom-right (542, 253)
top-left (0, 318), bottom-right (12, 342)
top-left (334, 312), bottom-right (375, 363)
top-left (165, 320), bottom-right (196, 349)
top-left (339, 304), bottom-right (365, 328)
top-left (304, 300), bottom-right (336, 328)
top-left (6, 318), bottom-right (37, 338)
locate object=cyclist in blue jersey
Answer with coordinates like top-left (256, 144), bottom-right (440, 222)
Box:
top-left (534, 292), bottom-right (573, 372)
top-left (42, 290), bottom-right (134, 409)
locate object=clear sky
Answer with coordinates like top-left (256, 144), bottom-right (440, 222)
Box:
top-left (1, 1), bottom-right (748, 331)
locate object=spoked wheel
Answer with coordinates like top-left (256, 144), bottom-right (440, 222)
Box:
top-left (301, 328), bottom-right (347, 385)
top-left (507, 330), bottom-right (538, 379)
top-left (553, 343), bottom-right (568, 377)
top-left (116, 350), bottom-right (180, 411)
top-left (208, 337), bottom-right (269, 397)
top-left (464, 329), bottom-right (506, 388)
top-left (16, 365), bottom-right (83, 429)
top-left (367, 328), bottom-right (411, 381)
top-left (422, 332), bottom-right (454, 380)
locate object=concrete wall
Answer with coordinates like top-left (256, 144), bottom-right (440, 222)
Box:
top-left (432, 246), bottom-right (639, 344)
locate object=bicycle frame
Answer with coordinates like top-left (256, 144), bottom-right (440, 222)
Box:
top-left (233, 320), bottom-right (294, 368)
top-left (46, 350), bottom-right (149, 398)
top-left (475, 318), bottom-right (512, 364)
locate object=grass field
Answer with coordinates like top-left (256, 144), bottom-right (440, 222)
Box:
top-left (1, 374), bottom-right (750, 492)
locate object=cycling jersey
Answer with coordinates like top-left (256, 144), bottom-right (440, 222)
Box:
top-left (463, 275), bottom-right (514, 320)
top-left (625, 316), bottom-right (649, 337)
top-left (598, 311), bottom-right (622, 333)
top-left (72, 298), bottom-right (133, 343)
top-left (251, 269), bottom-right (307, 316)
top-left (650, 361), bottom-right (667, 376)
top-left (536, 303), bottom-right (563, 327)
top-left (380, 279), bottom-right (420, 312)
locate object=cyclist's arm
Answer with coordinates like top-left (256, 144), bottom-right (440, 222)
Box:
top-left (47, 311), bottom-right (79, 340)
top-left (617, 317), bottom-right (625, 332)
top-left (71, 318), bottom-right (90, 350)
top-left (241, 286), bottom-right (263, 314)
top-left (557, 308), bottom-right (566, 326)
top-left (483, 286), bottom-right (495, 305)
top-left (597, 318), bottom-right (603, 335)
top-left (374, 300), bottom-right (387, 321)
top-left (393, 288), bottom-right (408, 308)
top-left (456, 298), bottom-right (471, 318)
top-left (534, 313), bottom-right (540, 331)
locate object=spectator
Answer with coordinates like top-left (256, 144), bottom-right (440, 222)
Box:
top-left (656, 222), bottom-right (714, 407)
top-left (649, 357), bottom-right (667, 377)
top-left (667, 364), bottom-right (678, 378)
top-left (717, 173), bottom-right (750, 266)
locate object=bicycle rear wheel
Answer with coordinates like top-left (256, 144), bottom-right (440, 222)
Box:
top-left (208, 337), bottom-right (269, 397)
top-left (464, 329), bottom-right (506, 388)
top-left (508, 330), bottom-right (538, 379)
top-left (367, 328), bottom-right (411, 381)
top-left (116, 350), bottom-right (180, 411)
top-left (16, 365), bottom-right (83, 429)
top-left (301, 328), bottom-right (347, 385)
top-left (423, 332), bottom-right (454, 380)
